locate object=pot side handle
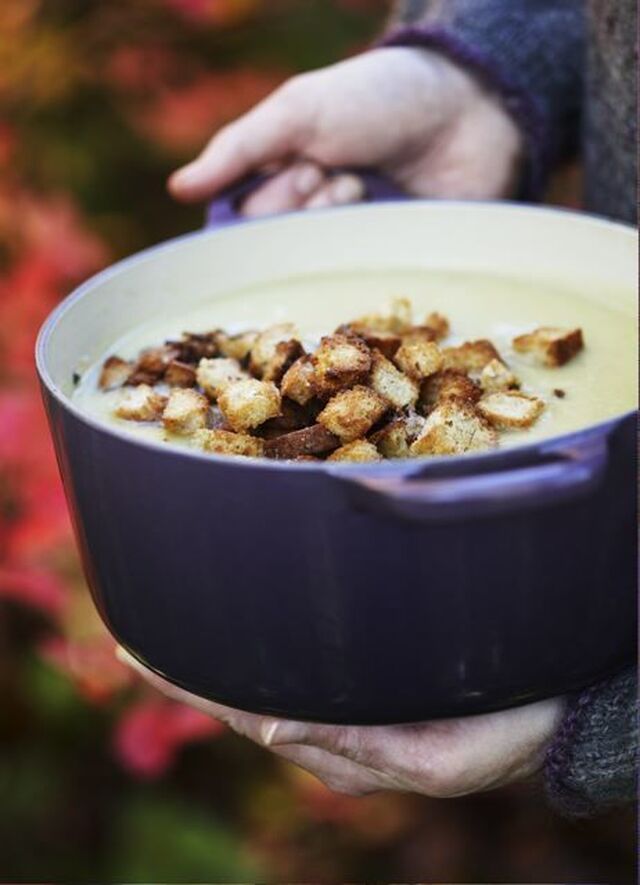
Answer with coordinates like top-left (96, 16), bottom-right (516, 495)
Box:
top-left (333, 434), bottom-right (610, 522)
top-left (205, 170), bottom-right (407, 228)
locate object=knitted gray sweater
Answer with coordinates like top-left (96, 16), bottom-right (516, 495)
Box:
top-left (382, 0), bottom-right (638, 816)
top-left (383, 0), bottom-right (638, 223)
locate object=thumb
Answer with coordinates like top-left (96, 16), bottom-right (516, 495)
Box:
top-left (169, 84), bottom-right (310, 202)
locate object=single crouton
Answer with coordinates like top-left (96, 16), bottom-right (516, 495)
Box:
top-left (249, 323), bottom-right (299, 376)
top-left (281, 355), bottom-right (317, 405)
top-left (215, 330), bottom-right (258, 362)
top-left (371, 418), bottom-right (413, 459)
top-left (263, 424), bottom-right (339, 460)
top-left (130, 344), bottom-right (181, 382)
top-left (99, 356), bottom-right (132, 390)
top-left (423, 311), bottom-right (450, 341)
top-left (478, 391), bottom-right (545, 429)
top-left (370, 350), bottom-right (419, 408)
top-left (479, 358), bottom-right (519, 393)
top-left (173, 331), bottom-right (220, 362)
top-left (410, 400), bottom-right (497, 456)
top-left (442, 340), bottom-right (501, 374)
top-left (162, 388), bottom-right (209, 435)
top-left (394, 335), bottom-right (443, 380)
top-left (196, 357), bottom-right (248, 400)
top-left (421, 370), bottom-right (482, 412)
top-left (318, 386), bottom-right (388, 442)
top-left (164, 360), bottom-right (197, 388)
top-left (115, 384), bottom-right (167, 422)
top-left (327, 440), bottom-right (383, 463)
top-left (262, 339), bottom-right (305, 384)
top-left (218, 379), bottom-right (281, 432)
top-left (349, 296), bottom-right (413, 335)
top-left (312, 334), bottom-right (372, 396)
top-left (513, 327), bottom-right (584, 367)
top-left (194, 428), bottom-right (264, 458)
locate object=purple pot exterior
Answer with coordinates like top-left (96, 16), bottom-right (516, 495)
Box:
top-left (40, 380), bottom-right (636, 724)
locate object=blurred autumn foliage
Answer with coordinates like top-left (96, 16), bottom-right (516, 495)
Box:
top-left (0, 1), bottom-right (635, 881)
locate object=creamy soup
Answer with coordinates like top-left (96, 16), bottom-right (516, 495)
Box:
top-left (73, 269), bottom-right (638, 453)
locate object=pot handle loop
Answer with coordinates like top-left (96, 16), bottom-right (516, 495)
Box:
top-left (205, 169), bottom-right (408, 228)
top-left (334, 433), bottom-right (610, 522)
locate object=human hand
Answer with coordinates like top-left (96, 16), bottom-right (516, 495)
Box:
top-left (118, 648), bottom-right (563, 798)
top-left (168, 47), bottom-right (524, 217)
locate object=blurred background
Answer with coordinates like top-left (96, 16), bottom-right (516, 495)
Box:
top-left (0, 1), bottom-right (634, 881)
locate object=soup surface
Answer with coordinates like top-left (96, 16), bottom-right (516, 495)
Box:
top-left (73, 268), bottom-right (637, 452)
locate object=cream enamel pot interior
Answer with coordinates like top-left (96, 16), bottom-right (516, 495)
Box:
top-left (36, 202), bottom-right (638, 724)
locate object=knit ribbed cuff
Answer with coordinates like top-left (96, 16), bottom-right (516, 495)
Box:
top-left (377, 26), bottom-right (550, 201)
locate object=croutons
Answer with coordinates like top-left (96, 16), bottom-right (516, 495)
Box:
top-left (164, 360), bottom-right (197, 388)
top-left (327, 440), bottom-right (382, 463)
top-left (478, 391), bottom-right (545, 429)
top-left (262, 339), bottom-right (305, 384)
top-left (215, 330), bottom-right (257, 362)
top-left (421, 370), bottom-right (482, 411)
top-left (350, 296), bottom-right (413, 335)
top-left (312, 334), bottom-right (372, 396)
top-left (371, 418), bottom-right (413, 459)
top-left (263, 424), bottom-right (339, 460)
top-left (162, 388), bottom-right (209, 435)
top-left (513, 327), bottom-right (584, 367)
top-left (218, 379), bottom-right (281, 432)
top-left (338, 325), bottom-right (402, 360)
top-left (479, 358), bottom-right (519, 393)
top-left (128, 344), bottom-right (180, 384)
top-left (410, 400), bottom-right (497, 456)
top-left (194, 428), bottom-right (264, 458)
top-left (99, 356), bottom-right (132, 390)
top-left (175, 331), bottom-right (220, 362)
top-left (196, 358), bottom-right (248, 400)
top-left (393, 334), bottom-right (443, 380)
top-left (370, 351), bottom-right (419, 409)
top-left (115, 384), bottom-right (167, 422)
top-left (423, 312), bottom-right (450, 341)
top-left (249, 323), bottom-right (299, 377)
top-left (317, 386), bottom-right (388, 442)
top-left (442, 340), bottom-right (501, 374)
top-left (280, 355), bottom-right (316, 405)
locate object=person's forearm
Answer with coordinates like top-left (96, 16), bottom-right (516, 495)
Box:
top-left (382, 0), bottom-right (586, 198)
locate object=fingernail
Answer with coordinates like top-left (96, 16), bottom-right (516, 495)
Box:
top-left (171, 164), bottom-right (201, 188)
top-left (294, 163), bottom-right (324, 197)
top-left (260, 718), bottom-right (281, 746)
top-left (331, 174), bottom-right (365, 204)
top-left (259, 717), bottom-right (310, 746)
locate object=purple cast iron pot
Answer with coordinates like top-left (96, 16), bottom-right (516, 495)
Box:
top-left (36, 182), bottom-right (638, 725)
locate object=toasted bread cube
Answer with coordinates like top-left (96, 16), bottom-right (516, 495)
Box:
top-left (371, 419), bottom-right (413, 459)
top-left (328, 440), bottom-right (382, 463)
top-left (194, 428), bottom-right (264, 458)
top-left (370, 351), bottom-right (419, 408)
top-left (99, 355), bottom-right (132, 390)
top-left (410, 401), bottom-right (497, 456)
top-left (215, 330), bottom-right (258, 362)
top-left (165, 360), bottom-right (197, 388)
top-left (312, 334), bottom-right (372, 396)
top-left (196, 357), bottom-right (248, 400)
top-left (281, 355), bottom-right (317, 405)
top-left (249, 323), bottom-right (299, 376)
top-left (162, 388), bottom-right (209, 435)
top-left (478, 391), bottom-right (545, 429)
top-left (394, 335), bottom-right (443, 380)
top-left (175, 331), bottom-right (220, 362)
top-left (479, 358), bottom-right (519, 393)
top-left (115, 384), bottom-right (167, 422)
top-left (421, 370), bottom-right (482, 411)
top-left (318, 386), bottom-right (388, 442)
top-left (423, 312), bottom-right (450, 341)
top-left (513, 327), bottom-right (584, 367)
top-left (218, 379), bottom-right (281, 432)
top-left (442, 340), bottom-right (501, 374)
top-left (336, 324), bottom-right (403, 360)
top-left (349, 296), bottom-right (413, 335)
top-left (263, 424), bottom-right (339, 460)
top-left (263, 339), bottom-right (305, 384)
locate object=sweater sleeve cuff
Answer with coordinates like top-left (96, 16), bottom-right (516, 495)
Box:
top-left (544, 669), bottom-right (638, 817)
top-left (376, 26), bottom-right (552, 201)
